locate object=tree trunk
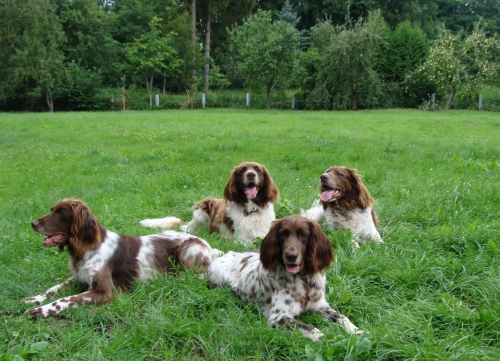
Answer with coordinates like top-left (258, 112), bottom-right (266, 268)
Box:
top-left (350, 84), bottom-right (357, 110)
top-left (45, 86), bottom-right (54, 113)
top-left (163, 78), bottom-right (166, 95)
top-left (203, 0), bottom-right (212, 94)
top-left (190, 0), bottom-right (196, 109)
top-left (146, 75), bottom-right (154, 109)
top-left (445, 86), bottom-right (456, 110)
top-left (266, 84), bottom-right (271, 110)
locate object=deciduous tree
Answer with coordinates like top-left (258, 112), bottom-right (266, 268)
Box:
top-left (0, 0), bottom-right (65, 112)
top-left (309, 11), bottom-right (386, 110)
top-left (412, 23), bottom-right (500, 109)
top-left (125, 16), bottom-right (182, 109)
top-left (229, 10), bottom-right (299, 109)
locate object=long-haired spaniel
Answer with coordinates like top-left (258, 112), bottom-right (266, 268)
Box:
top-left (207, 216), bottom-right (364, 341)
top-left (140, 162), bottom-right (280, 247)
top-left (23, 198), bottom-right (219, 318)
top-left (302, 166), bottom-right (383, 247)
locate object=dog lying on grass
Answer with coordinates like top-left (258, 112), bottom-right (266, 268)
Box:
top-left (24, 198), bottom-right (219, 318)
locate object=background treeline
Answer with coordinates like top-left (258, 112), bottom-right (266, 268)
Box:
top-left (1, 0), bottom-right (499, 112)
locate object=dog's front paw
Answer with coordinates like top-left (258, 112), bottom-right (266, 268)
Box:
top-left (355, 329), bottom-right (365, 336)
top-left (304, 327), bottom-right (324, 342)
top-left (24, 307), bottom-right (45, 318)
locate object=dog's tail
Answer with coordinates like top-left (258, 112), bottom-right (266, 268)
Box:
top-left (140, 216), bottom-right (186, 229)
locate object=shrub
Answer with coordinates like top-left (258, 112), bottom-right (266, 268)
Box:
top-left (53, 61), bottom-right (107, 111)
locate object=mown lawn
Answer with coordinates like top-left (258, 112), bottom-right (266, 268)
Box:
top-left (0, 109), bottom-right (499, 360)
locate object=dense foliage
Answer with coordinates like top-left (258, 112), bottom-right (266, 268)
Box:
top-left (0, 0), bottom-right (499, 111)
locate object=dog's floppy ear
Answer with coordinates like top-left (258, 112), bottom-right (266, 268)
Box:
top-left (223, 164), bottom-right (245, 203)
top-left (69, 200), bottom-right (102, 258)
top-left (263, 167), bottom-right (280, 204)
top-left (347, 169), bottom-right (374, 210)
top-left (260, 219), bottom-right (283, 273)
top-left (304, 219), bottom-right (334, 274)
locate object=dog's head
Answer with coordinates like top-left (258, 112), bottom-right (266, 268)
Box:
top-left (319, 166), bottom-right (374, 210)
top-left (31, 198), bottom-right (102, 258)
top-left (260, 216), bottom-right (334, 275)
top-left (223, 162), bottom-right (280, 207)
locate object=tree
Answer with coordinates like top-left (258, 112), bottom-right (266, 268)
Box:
top-left (0, 0), bottom-right (65, 112)
top-left (277, 0), bottom-right (308, 49)
top-left (378, 20), bottom-right (429, 82)
top-left (436, 0), bottom-right (500, 36)
top-left (198, 0), bottom-right (255, 93)
top-left (125, 17), bottom-right (183, 109)
top-left (53, 0), bottom-right (120, 85)
top-left (229, 10), bottom-right (299, 109)
top-left (412, 23), bottom-right (500, 109)
top-left (309, 11), bottom-right (386, 110)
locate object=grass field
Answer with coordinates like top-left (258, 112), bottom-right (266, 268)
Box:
top-left (0, 109), bottom-right (499, 360)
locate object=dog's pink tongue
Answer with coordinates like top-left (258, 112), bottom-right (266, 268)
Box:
top-left (43, 234), bottom-right (65, 247)
top-left (320, 189), bottom-right (341, 202)
top-left (245, 187), bottom-right (258, 199)
top-left (320, 190), bottom-right (335, 202)
top-left (286, 264), bottom-right (301, 274)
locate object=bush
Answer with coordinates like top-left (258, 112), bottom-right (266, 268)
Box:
top-left (53, 61), bottom-right (107, 111)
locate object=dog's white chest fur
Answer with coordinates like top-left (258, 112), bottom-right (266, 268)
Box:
top-left (69, 231), bottom-right (121, 287)
top-left (304, 205), bottom-right (382, 245)
top-left (225, 201), bottom-right (275, 246)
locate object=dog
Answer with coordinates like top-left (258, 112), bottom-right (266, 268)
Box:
top-left (207, 216), bottom-right (364, 341)
top-left (302, 166), bottom-right (383, 247)
top-left (24, 198), bottom-right (219, 318)
top-left (141, 162), bottom-right (280, 247)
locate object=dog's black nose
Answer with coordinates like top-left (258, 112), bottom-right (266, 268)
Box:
top-left (31, 220), bottom-right (38, 229)
top-left (246, 171), bottom-right (256, 179)
top-left (320, 173), bottom-right (329, 181)
top-left (285, 251), bottom-right (298, 262)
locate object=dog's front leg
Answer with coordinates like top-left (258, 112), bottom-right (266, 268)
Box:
top-left (22, 277), bottom-right (75, 305)
top-left (24, 277), bottom-right (113, 318)
top-left (315, 306), bottom-right (364, 335)
top-left (271, 315), bottom-right (325, 341)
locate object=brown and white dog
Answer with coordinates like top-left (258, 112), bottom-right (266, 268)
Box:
top-left (140, 162), bottom-right (280, 247)
top-left (302, 166), bottom-right (383, 247)
top-left (24, 198), bottom-right (219, 318)
top-left (207, 216), bottom-right (364, 341)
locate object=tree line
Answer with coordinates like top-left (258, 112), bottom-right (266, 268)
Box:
top-left (1, 0), bottom-right (499, 111)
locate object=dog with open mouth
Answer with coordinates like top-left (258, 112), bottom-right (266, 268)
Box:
top-left (23, 198), bottom-right (219, 318)
top-left (207, 216), bottom-right (365, 341)
top-left (302, 166), bottom-right (383, 247)
top-left (140, 162), bottom-right (280, 247)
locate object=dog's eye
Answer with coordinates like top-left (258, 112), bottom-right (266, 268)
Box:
top-left (278, 230), bottom-right (289, 240)
top-left (298, 231), bottom-right (310, 240)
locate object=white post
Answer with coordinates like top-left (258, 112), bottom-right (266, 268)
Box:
top-left (246, 93), bottom-right (250, 107)
top-left (291, 93), bottom-right (295, 110)
top-left (202, 93), bottom-right (206, 108)
top-left (478, 95), bottom-right (483, 110)
top-left (155, 94), bottom-right (159, 107)
top-left (432, 93), bottom-right (435, 110)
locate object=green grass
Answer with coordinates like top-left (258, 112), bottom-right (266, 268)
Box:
top-left (0, 109), bottom-right (499, 360)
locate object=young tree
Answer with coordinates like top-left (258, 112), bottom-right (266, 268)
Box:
top-left (125, 17), bottom-right (182, 109)
top-left (229, 10), bottom-right (299, 109)
top-left (413, 23), bottom-right (500, 109)
top-left (310, 11), bottom-right (386, 110)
